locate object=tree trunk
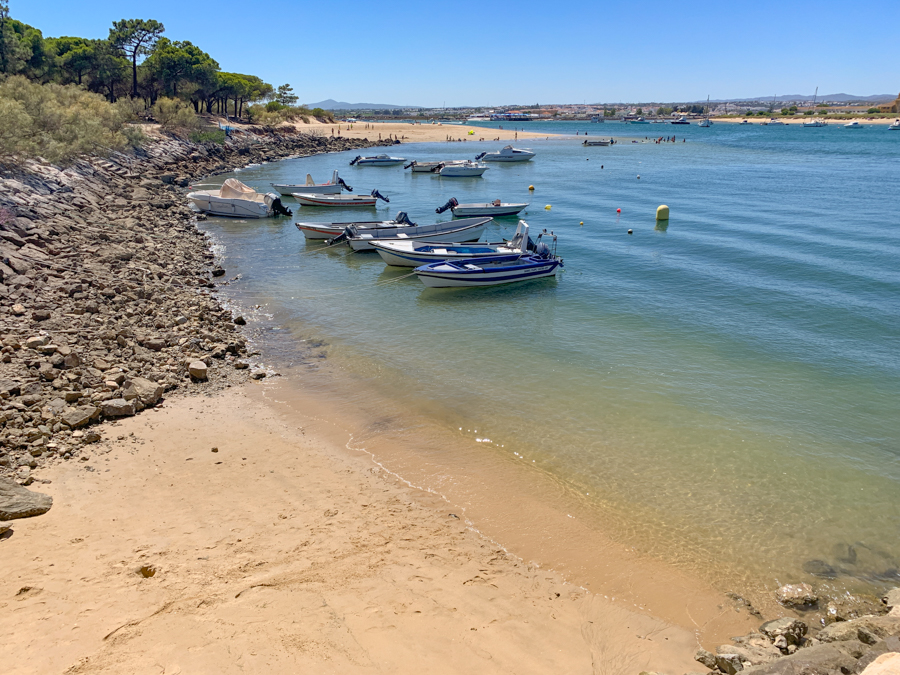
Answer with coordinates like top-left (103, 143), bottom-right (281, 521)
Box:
top-left (131, 52), bottom-right (138, 98)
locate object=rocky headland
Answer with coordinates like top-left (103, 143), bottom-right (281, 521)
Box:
top-left (0, 126), bottom-right (385, 495)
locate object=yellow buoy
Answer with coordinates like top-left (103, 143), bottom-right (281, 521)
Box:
top-left (528, 185), bottom-right (535, 191)
top-left (579, 221), bottom-right (584, 226)
top-left (468, 130), bottom-right (475, 135)
top-left (545, 205), bottom-right (551, 210)
top-left (656, 204), bottom-right (670, 220)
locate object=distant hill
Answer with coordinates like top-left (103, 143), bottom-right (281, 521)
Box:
top-left (723, 93), bottom-right (897, 103)
top-left (306, 99), bottom-right (418, 111)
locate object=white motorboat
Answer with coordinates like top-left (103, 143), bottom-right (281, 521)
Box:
top-left (413, 231), bottom-right (562, 288)
top-left (435, 197), bottom-right (528, 217)
top-left (739, 120), bottom-right (753, 124)
top-left (889, 119), bottom-right (900, 130)
top-left (439, 161), bottom-right (488, 177)
top-left (293, 189), bottom-right (389, 207)
top-left (697, 95), bottom-right (713, 127)
top-left (583, 138), bottom-right (610, 146)
top-left (372, 221), bottom-right (533, 267)
top-left (475, 145), bottom-right (535, 162)
top-left (763, 118), bottom-right (785, 126)
top-left (329, 217), bottom-right (491, 251)
top-left (590, 115), bottom-right (604, 123)
top-left (295, 212), bottom-right (417, 239)
top-left (272, 170), bottom-right (350, 196)
top-left (628, 116), bottom-right (650, 124)
top-left (843, 121), bottom-right (863, 129)
top-left (404, 160), bottom-right (444, 173)
top-left (349, 154), bottom-right (406, 166)
top-left (671, 116), bottom-right (690, 125)
top-left (187, 178), bottom-right (290, 219)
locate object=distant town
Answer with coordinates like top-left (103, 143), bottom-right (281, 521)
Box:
top-left (308, 94), bottom-right (900, 122)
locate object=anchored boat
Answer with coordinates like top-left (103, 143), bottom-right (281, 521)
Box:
top-left (413, 230), bottom-right (562, 288)
top-left (272, 170), bottom-right (351, 196)
top-left (328, 217), bottom-right (491, 251)
top-left (371, 221), bottom-right (533, 267)
top-left (293, 190), bottom-right (389, 207)
top-left (475, 146), bottom-right (535, 162)
top-left (583, 138), bottom-right (611, 146)
top-left (439, 161), bottom-right (489, 177)
top-left (187, 178), bottom-right (291, 218)
top-left (295, 212), bottom-right (418, 240)
top-left (436, 197), bottom-right (528, 217)
top-left (349, 154), bottom-right (406, 166)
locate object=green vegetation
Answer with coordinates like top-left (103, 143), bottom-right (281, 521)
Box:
top-left (866, 108), bottom-right (880, 114)
top-left (0, 0), bottom-right (326, 163)
top-left (0, 75), bottom-right (142, 162)
top-left (656, 106), bottom-right (673, 116)
top-left (189, 128), bottom-right (226, 144)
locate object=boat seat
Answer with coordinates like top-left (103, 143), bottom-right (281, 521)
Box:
top-left (464, 264), bottom-right (482, 271)
top-left (432, 249), bottom-right (448, 254)
top-left (396, 233), bottom-right (409, 238)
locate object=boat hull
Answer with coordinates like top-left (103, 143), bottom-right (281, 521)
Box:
top-left (415, 257), bottom-right (561, 287)
top-left (450, 203), bottom-right (527, 217)
top-left (373, 244), bottom-right (520, 267)
top-left (294, 194), bottom-right (377, 207)
top-left (345, 218), bottom-right (490, 251)
top-left (273, 183), bottom-right (341, 196)
top-left (439, 166), bottom-right (488, 177)
top-left (297, 220), bottom-right (400, 239)
top-left (186, 194), bottom-right (271, 218)
top-left (481, 155), bottom-right (533, 162)
top-left (582, 140), bottom-right (610, 146)
top-left (356, 159), bottom-right (405, 166)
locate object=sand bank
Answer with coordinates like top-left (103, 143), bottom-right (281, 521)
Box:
top-left (0, 383), bottom-right (752, 674)
top-left (278, 120), bottom-right (549, 143)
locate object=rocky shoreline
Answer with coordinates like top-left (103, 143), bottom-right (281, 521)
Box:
top-left (0, 126), bottom-right (385, 493)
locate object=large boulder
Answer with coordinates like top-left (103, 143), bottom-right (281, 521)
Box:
top-left (759, 617), bottom-right (807, 646)
top-left (101, 398), bottom-right (135, 417)
top-left (775, 583), bottom-right (817, 608)
top-left (128, 377), bottom-right (163, 406)
top-left (188, 361), bottom-right (208, 381)
top-left (819, 615), bottom-right (900, 644)
top-left (860, 653), bottom-right (900, 675)
top-left (61, 405), bottom-right (98, 428)
top-left (740, 643), bottom-right (857, 674)
top-left (0, 477), bottom-right (52, 520)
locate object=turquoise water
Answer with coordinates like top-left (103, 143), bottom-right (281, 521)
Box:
top-left (201, 121), bottom-right (900, 598)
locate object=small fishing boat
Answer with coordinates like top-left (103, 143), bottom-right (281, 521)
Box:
top-left (439, 161), bottom-right (488, 177)
top-left (435, 197), bottom-right (527, 217)
top-left (296, 212), bottom-right (417, 240)
top-left (404, 160), bottom-right (444, 173)
top-left (889, 119), bottom-right (900, 130)
top-left (590, 115), bottom-right (604, 123)
top-left (803, 87), bottom-right (827, 127)
top-left (628, 116), bottom-right (650, 124)
top-left (583, 138), bottom-right (610, 146)
top-left (413, 230), bottom-right (562, 288)
top-left (739, 120), bottom-right (753, 124)
top-left (670, 116), bottom-right (690, 125)
top-left (187, 178), bottom-right (291, 218)
top-left (475, 146), bottom-right (535, 162)
top-left (272, 170), bottom-right (350, 196)
top-left (349, 154), bottom-right (406, 166)
top-left (372, 221), bottom-right (533, 267)
top-left (329, 217), bottom-right (491, 251)
top-left (843, 121), bottom-right (863, 129)
top-left (763, 118), bottom-right (785, 126)
top-left (697, 95), bottom-right (713, 127)
top-left (293, 190), bottom-right (389, 207)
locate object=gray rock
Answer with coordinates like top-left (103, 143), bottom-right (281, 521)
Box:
top-left (0, 477), bottom-right (53, 519)
top-left (739, 643), bottom-right (857, 674)
top-left (101, 398), bottom-right (135, 417)
top-left (694, 648), bottom-right (717, 669)
top-left (188, 361), bottom-right (208, 380)
top-left (129, 377), bottom-right (163, 405)
top-left (775, 583), bottom-right (817, 608)
top-left (715, 652), bottom-right (744, 674)
top-left (759, 617), bottom-right (807, 646)
top-left (250, 369), bottom-right (266, 380)
top-left (61, 406), bottom-right (97, 428)
top-left (882, 588), bottom-right (900, 610)
top-left (24, 335), bottom-right (50, 350)
top-left (819, 615), bottom-right (900, 644)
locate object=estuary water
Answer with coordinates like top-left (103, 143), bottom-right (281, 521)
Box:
top-left (200, 121), bottom-right (900, 603)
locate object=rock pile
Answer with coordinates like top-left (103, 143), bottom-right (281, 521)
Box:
top-left (1, 127), bottom-right (382, 485)
top-left (690, 586), bottom-right (900, 675)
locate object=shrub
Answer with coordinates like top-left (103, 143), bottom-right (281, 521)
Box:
top-left (189, 129), bottom-right (226, 144)
top-left (867, 108), bottom-right (880, 114)
top-left (151, 97), bottom-right (199, 129)
top-left (0, 76), bottom-right (139, 164)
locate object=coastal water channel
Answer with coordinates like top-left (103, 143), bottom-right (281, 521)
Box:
top-left (200, 121), bottom-right (900, 607)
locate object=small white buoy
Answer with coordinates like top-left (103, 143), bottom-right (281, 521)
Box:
top-left (628, 229), bottom-right (633, 235)
top-left (637, 175), bottom-right (641, 179)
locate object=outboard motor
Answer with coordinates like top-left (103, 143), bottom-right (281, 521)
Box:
top-left (371, 189), bottom-right (389, 203)
top-left (271, 197), bottom-right (292, 217)
top-left (435, 197), bottom-right (458, 214)
top-left (349, 156), bottom-right (361, 166)
top-left (535, 242), bottom-right (551, 259)
top-left (337, 176), bottom-right (353, 192)
top-left (403, 161), bottom-right (415, 170)
top-left (474, 152), bottom-right (486, 161)
top-left (395, 211), bottom-right (416, 226)
top-left (326, 225), bottom-right (354, 246)
top-left (429, 163), bottom-right (443, 173)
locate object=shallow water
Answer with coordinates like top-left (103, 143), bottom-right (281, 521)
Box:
top-left (200, 121), bottom-right (900, 600)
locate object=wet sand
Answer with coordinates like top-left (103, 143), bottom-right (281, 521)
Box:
top-left (0, 383), bottom-right (757, 674)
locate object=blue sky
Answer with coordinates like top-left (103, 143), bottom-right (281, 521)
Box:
top-left (15, 0), bottom-right (900, 107)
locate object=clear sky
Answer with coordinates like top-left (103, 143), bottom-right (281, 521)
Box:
top-left (14, 0), bottom-right (900, 107)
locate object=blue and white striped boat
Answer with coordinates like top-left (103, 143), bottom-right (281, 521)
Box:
top-left (370, 221), bottom-right (532, 267)
top-left (413, 231), bottom-right (562, 288)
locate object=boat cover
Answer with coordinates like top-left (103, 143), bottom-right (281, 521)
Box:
top-left (220, 178), bottom-right (259, 200)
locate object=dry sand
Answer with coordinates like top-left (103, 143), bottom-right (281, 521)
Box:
top-left (0, 384), bottom-right (748, 675)
top-left (287, 120), bottom-right (547, 143)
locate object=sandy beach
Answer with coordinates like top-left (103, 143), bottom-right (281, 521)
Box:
top-left (0, 384), bottom-right (724, 674)
top-left (272, 120), bottom-right (548, 143)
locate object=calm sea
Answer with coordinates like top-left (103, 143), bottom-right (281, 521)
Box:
top-left (200, 120), bottom-right (900, 601)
